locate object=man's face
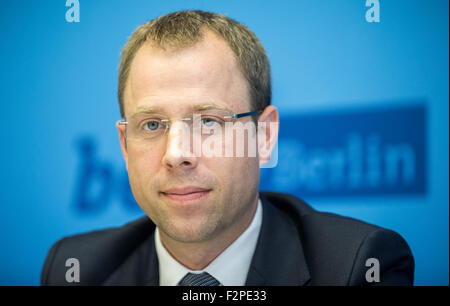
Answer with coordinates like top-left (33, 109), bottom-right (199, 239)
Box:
top-left (118, 30), bottom-right (262, 243)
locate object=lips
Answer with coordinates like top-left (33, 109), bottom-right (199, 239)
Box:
top-left (160, 187), bottom-right (211, 202)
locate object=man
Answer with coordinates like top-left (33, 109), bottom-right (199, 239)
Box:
top-left (41, 10), bottom-right (414, 286)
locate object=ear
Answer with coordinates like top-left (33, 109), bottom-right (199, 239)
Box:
top-left (257, 105), bottom-right (279, 167)
top-left (116, 121), bottom-right (129, 171)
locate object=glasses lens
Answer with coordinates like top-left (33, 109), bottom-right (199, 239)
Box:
top-left (126, 118), bottom-right (167, 141)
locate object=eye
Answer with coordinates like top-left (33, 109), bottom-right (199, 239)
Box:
top-left (144, 120), bottom-right (163, 131)
top-left (201, 117), bottom-right (221, 128)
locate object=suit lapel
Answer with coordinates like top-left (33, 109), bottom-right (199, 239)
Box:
top-left (101, 227), bottom-right (159, 286)
top-left (245, 195), bottom-right (311, 286)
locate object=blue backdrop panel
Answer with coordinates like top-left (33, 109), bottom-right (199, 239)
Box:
top-left (261, 103), bottom-right (427, 197)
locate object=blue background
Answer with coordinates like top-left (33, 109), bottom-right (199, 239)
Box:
top-left (0, 0), bottom-right (448, 285)
top-left (261, 104), bottom-right (427, 196)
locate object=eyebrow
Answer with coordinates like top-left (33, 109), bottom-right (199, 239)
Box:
top-left (191, 103), bottom-right (232, 113)
top-left (129, 103), bottom-right (233, 118)
top-left (129, 106), bottom-right (164, 118)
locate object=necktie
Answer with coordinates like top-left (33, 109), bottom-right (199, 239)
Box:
top-left (178, 272), bottom-right (221, 286)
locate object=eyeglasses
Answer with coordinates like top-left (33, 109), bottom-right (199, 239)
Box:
top-left (118, 110), bottom-right (261, 142)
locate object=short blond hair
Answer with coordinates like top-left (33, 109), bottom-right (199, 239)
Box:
top-left (118, 10), bottom-right (271, 118)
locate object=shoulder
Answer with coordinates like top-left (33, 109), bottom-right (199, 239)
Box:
top-left (260, 191), bottom-right (415, 285)
top-left (260, 191), bottom-right (384, 258)
top-left (41, 216), bottom-right (155, 285)
top-left (261, 191), bottom-right (381, 236)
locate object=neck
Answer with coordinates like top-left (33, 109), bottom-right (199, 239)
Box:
top-left (158, 196), bottom-right (259, 270)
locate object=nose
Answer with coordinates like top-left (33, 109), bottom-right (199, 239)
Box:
top-left (162, 120), bottom-right (199, 170)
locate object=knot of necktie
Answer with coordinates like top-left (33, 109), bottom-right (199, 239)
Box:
top-left (178, 272), bottom-right (221, 286)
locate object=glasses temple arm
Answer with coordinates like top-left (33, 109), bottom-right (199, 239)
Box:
top-left (230, 110), bottom-right (261, 119)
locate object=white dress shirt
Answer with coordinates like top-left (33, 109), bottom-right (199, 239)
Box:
top-left (155, 198), bottom-right (263, 286)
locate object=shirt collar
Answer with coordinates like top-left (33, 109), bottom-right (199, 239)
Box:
top-left (155, 198), bottom-right (263, 286)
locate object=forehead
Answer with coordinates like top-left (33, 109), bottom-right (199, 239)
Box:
top-left (123, 30), bottom-right (251, 117)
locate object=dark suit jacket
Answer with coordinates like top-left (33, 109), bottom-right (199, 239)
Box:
top-left (41, 192), bottom-right (414, 285)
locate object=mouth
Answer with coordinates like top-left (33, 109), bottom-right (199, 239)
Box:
top-left (160, 187), bottom-right (211, 203)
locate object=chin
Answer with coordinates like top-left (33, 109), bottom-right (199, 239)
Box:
top-left (162, 217), bottom-right (221, 243)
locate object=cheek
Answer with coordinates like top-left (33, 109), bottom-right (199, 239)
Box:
top-left (205, 156), bottom-right (259, 189)
top-left (127, 146), bottom-right (162, 184)
top-left (233, 157), bottom-right (260, 196)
